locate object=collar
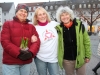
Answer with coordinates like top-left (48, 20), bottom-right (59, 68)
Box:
top-left (38, 20), bottom-right (48, 26)
top-left (64, 21), bottom-right (73, 28)
top-left (13, 16), bottom-right (30, 24)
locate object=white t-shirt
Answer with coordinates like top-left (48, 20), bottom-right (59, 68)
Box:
top-left (35, 21), bottom-right (59, 63)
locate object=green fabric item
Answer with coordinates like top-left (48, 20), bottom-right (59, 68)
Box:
top-left (55, 19), bottom-right (91, 69)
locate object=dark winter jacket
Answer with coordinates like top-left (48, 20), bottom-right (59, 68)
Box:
top-left (1, 17), bottom-right (40, 64)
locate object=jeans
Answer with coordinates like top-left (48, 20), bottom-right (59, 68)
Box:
top-left (2, 63), bottom-right (31, 75)
top-left (34, 57), bottom-right (60, 75)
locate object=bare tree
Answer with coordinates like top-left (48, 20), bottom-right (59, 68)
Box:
top-left (50, 11), bottom-right (57, 21)
top-left (76, 3), bottom-right (100, 34)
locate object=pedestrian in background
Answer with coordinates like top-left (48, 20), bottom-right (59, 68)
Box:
top-left (1, 4), bottom-right (40, 75)
top-left (92, 62), bottom-right (100, 75)
top-left (92, 26), bottom-right (100, 75)
top-left (31, 7), bottom-right (60, 75)
top-left (55, 6), bottom-right (91, 75)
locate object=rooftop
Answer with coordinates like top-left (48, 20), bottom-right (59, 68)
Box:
top-left (0, 2), bottom-right (14, 11)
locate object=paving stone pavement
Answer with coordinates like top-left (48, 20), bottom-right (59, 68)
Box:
top-left (0, 34), bottom-right (100, 75)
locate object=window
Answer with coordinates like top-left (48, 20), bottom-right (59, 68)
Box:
top-left (88, 4), bottom-right (91, 8)
top-left (33, 7), bottom-right (36, 11)
top-left (30, 13), bottom-right (32, 16)
top-left (95, 12), bottom-right (98, 15)
top-left (93, 4), bottom-right (96, 8)
top-left (45, 6), bottom-right (48, 10)
top-left (4, 19), bottom-right (6, 22)
top-left (55, 5), bottom-right (58, 9)
top-left (29, 7), bottom-right (31, 11)
top-left (83, 4), bottom-right (86, 8)
top-left (79, 4), bottom-right (82, 8)
top-left (72, 5), bottom-right (75, 9)
top-left (97, 4), bottom-right (100, 8)
top-left (84, 12), bottom-right (86, 14)
top-left (88, 12), bottom-right (91, 14)
top-left (4, 13), bottom-right (6, 16)
top-left (50, 6), bottom-right (53, 10)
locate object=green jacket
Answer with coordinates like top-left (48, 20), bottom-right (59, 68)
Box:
top-left (55, 19), bottom-right (91, 69)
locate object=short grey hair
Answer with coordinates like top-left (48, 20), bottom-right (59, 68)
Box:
top-left (56, 6), bottom-right (74, 23)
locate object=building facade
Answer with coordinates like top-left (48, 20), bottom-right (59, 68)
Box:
top-left (0, 7), bottom-right (2, 27)
top-left (19, 0), bottom-right (100, 25)
top-left (0, 2), bottom-right (15, 30)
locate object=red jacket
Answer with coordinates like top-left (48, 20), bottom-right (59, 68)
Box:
top-left (1, 17), bottom-right (40, 64)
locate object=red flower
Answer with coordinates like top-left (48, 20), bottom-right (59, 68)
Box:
top-left (20, 37), bottom-right (28, 50)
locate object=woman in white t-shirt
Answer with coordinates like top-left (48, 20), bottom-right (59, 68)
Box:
top-left (31, 7), bottom-right (60, 75)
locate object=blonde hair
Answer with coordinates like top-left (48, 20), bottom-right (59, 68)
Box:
top-left (33, 7), bottom-right (51, 25)
top-left (56, 6), bottom-right (74, 23)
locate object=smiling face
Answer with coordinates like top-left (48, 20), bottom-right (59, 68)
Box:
top-left (16, 9), bottom-right (28, 22)
top-left (60, 12), bottom-right (71, 24)
top-left (36, 10), bottom-right (47, 23)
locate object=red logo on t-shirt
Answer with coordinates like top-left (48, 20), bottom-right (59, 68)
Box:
top-left (44, 30), bottom-right (55, 40)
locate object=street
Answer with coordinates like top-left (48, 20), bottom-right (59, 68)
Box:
top-left (0, 34), bottom-right (100, 75)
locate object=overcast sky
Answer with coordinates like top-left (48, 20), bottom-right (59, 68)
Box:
top-left (0, 0), bottom-right (64, 7)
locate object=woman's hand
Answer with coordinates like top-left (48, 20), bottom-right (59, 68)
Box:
top-left (31, 35), bottom-right (37, 43)
top-left (85, 58), bottom-right (90, 63)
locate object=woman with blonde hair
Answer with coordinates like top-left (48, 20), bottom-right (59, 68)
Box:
top-left (55, 6), bottom-right (91, 75)
top-left (31, 7), bottom-right (60, 75)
